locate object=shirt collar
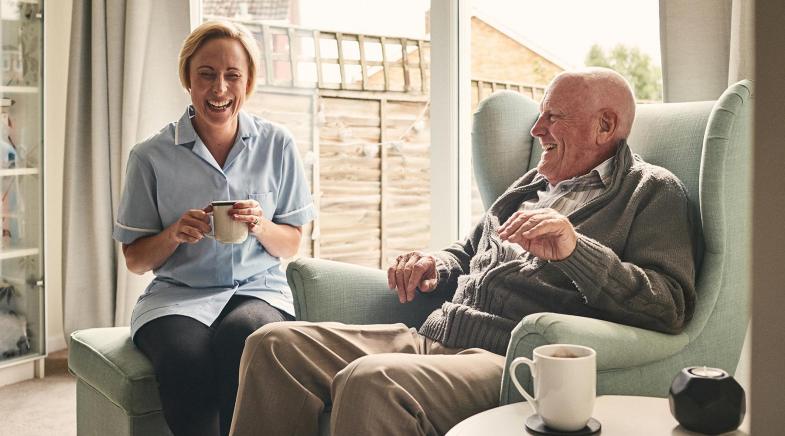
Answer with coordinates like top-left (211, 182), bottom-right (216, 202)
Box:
top-left (537, 155), bottom-right (616, 188)
top-left (174, 105), bottom-right (260, 146)
top-left (591, 155), bottom-right (615, 187)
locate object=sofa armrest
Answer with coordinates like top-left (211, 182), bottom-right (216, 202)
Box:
top-left (286, 258), bottom-right (444, 328)
top-left (500, 312), bottom-right (690, 404)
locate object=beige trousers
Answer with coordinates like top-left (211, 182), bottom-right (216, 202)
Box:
top-left (229, 321), bottom-right (505, 436)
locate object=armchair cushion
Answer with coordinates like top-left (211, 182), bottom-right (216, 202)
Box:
top-left (501, 313), bottom-right (690, 403)
top-left (69, 327), bottom-right (160, 415)
top-left (287, 258), bottom-right (443, 327)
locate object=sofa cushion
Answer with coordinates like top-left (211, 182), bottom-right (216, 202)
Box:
top-left (69, 327), bottom-right (161, 415)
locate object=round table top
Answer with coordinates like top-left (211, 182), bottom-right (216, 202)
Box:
top-left (447, 395), bottom-right (750, 436)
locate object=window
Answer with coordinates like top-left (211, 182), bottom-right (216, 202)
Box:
top-left (202, 0), bottom-right (435, 269)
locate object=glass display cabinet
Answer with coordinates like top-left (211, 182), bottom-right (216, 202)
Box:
top-left (0, 0), bottom-right (44, 380)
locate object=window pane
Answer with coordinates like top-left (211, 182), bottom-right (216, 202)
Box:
top-left (203, 0), bottom-right (432, 269)
top-left (469, 0), bottom-right (662, 223)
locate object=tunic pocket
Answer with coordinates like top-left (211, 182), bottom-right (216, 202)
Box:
top-left (249, 192), bottom-right (276, 221)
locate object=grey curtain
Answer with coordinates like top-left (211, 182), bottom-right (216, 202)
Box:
top-left (659, 0), bottom-right (753, 102)
top-left (63, 0), bottom-right (190, 337)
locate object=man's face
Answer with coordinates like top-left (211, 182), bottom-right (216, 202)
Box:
top-left (530, 79), bottom-right (604, 185)
top-left (188, 37), bottom-right (250, 131)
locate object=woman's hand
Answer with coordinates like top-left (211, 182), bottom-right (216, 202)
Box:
top-left (230, 199), bottom-right (303, 257)
top-left (124, 206), bottom-right (210, 274)
top-left (229, 199), bottom-right (265, 235)
top-left (168, 207), bottom-right (212, 244)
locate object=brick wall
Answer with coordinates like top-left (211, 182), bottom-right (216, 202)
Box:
top-left (470, 17), bottom-right (563, 86)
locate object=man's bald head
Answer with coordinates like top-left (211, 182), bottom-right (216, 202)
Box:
top-left (530, 68), bottom-right (637, 184)
top-left (549, 67), bottom-right (636, 142)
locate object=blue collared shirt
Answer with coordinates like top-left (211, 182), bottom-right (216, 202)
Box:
top-left (113, 106), bottom-right (316, 338)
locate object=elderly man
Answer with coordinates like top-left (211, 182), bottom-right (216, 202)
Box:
top-left (230, 68), bottom-right (697, 436)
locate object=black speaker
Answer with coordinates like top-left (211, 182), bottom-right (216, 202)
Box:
top-left (668, 366), bottom-right (746, 434)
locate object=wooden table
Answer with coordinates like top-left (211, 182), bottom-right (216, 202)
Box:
top-left (447, 395), bottom-right (750, 436)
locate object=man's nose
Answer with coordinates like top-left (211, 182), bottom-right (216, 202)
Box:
top-left (530, 116), bottom-right (546, 137)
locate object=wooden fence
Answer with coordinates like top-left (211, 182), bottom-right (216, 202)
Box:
top-left (207, 16), bottom-right (430, 95)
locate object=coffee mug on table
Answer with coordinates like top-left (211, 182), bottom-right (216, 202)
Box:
top-left (208, 200), bottom-right (248, 244)
top-left (510, 344), bottom-right (596, 432)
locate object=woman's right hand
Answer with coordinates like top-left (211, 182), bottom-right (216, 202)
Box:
top-left (168, 207), bottom-right (212, 244)
top-left (123, 206), bottom-right (211, 274)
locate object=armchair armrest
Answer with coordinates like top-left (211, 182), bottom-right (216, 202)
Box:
top-left (500, 312), bottom-right (690, 404)
top-left (286, 258), bottom-right (445, 328)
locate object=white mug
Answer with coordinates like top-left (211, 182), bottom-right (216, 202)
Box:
top-left (207, 200), bottom-right (248, 244)
top-left (510, 344), bottom-right (596, 431)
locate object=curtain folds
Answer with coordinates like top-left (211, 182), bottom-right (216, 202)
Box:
top-left (659, 0), bottom-right (753, 102)
top-left (63, 0), bottom-right (190, 338)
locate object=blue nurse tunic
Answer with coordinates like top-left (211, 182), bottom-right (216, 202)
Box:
top-left (113, 106), bottom-right (316, 338)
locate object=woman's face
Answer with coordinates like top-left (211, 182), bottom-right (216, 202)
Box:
top-left (188, 37), bottom-right (250, 132)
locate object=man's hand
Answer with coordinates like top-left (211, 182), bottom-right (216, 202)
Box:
top-left (498, 208), bottom-right (578, 260)
top-left (387, 251), bottom-right (438, 303)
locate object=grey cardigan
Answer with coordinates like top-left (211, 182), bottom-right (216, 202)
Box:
top-left (419, 142), bottom-right (698, 355)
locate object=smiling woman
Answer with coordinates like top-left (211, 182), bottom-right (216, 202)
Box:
top-left (187, 38), bottom-right (250, 164)
top-left (112, 20), bottom-right (316, 436)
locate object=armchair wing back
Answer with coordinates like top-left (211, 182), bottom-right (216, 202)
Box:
top-left (471, 91), bottom-right (540, 208)
top-left (472, 81), bottom-right (752, 400)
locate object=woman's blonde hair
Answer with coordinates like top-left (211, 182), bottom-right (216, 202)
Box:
top-left (178, 20), bottom-right (260, 98)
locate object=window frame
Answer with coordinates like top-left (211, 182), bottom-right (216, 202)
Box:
top-left (429, 0), bottom-right (472, 248)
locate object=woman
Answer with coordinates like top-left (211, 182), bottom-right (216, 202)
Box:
top-left (112, 21), bottom-right (315, 436)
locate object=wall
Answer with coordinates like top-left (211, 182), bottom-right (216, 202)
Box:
top-left (752, 0), bottom-right (785, 432)
top-left (470, 17), bottom-right (563, 86)
top-left (44, 0), bottom-right (72, 351)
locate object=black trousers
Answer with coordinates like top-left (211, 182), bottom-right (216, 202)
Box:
top-left (134, 295), bottom-right (293, 436)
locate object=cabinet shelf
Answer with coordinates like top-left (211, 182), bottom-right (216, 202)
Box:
top-left (0, 86), bottom-right (38, 94)
top-left (0, 247), bottom-right (38, 260)
top-left (0, 168), bottom-right (38, 176)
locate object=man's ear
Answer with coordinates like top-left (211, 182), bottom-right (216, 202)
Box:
top-left (597, 110), bottom-right (618, 144)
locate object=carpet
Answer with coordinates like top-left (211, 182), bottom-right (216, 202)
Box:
top-left (0, 350), bottom-right (75, 436)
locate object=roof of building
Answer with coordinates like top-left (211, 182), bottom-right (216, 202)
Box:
top-left (202, 0), bottom-right (290, 21)
top-left (471, 6), bottom-right (573, 70)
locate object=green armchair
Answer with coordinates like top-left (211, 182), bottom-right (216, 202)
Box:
top-left (287, 80), bottom-right (753, 411)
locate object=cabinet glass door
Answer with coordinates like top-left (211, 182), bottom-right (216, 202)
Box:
top-left (0, 0), bottom-right (43, 365)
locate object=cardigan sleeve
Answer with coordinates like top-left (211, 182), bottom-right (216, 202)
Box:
top-left (427, 217), bottom-right (487, 297)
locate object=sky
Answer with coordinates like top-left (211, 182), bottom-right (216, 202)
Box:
top-left (475, 0), bottom-right (661, 68)
top-left (298, 0), bottom-right (431, 39)
top-left (297, 0), bottom-right (662, 69)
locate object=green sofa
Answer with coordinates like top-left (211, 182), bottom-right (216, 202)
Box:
top-left (68, 80), bottom-right (751, 435)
